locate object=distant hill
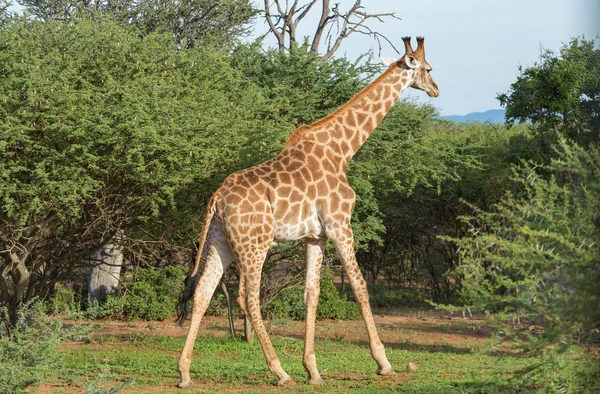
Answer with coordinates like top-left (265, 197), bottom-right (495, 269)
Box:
top-left (440, 109), bottom-right (506, 123)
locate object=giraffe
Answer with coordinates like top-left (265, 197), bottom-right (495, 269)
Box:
top-left (176, 36), bottom-right (439, 387)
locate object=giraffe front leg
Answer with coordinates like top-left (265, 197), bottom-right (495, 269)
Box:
top-left (243, 274), bottom-right (295, 386)
top-left (303, 238), bottom-right (326, 385)
top-left (329, 228), bottom-right (394, 376)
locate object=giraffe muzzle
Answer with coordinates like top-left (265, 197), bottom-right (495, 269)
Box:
top-left (427, 88), bottom-right (440, 98)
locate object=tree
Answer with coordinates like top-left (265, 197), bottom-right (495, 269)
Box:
top-left (231, 42), bottom-right (379, 128)
top-left (0, 15), bottom-right (281, 323)
top-left (17, 0), bottom-right (257, 49)
top-left (498, 37), bottom-right (600, 149)
top-left (447, 140), bottom-right (600, 390)
top-left (260, 0), bottom-right (401, 60)
top-left (0, 0), bottom-right (12, 21)
top-left (131, 0), bottom-right (257, 49)
top-left (352, 104), bottom-right (495, 296)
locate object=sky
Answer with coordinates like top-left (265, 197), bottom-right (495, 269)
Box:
top-left (252, 0), bottom-right (600, 116)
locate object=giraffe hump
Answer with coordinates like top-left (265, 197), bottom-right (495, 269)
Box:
top-left (284, 125), bottom-right (313, 149)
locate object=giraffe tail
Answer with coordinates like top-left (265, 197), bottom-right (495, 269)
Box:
top-left (177, 195), bottom-right (218, 326)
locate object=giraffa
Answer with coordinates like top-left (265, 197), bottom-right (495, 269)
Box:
top-left (176, 36), bottom-right (439, 387)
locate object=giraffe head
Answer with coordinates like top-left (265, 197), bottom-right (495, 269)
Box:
top-left (400, 36), bottom-right (439, 97)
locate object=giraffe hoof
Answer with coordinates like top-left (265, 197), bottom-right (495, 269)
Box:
top-left (277, 377), bottom-right (297, 387)
top-left (377, 367), bottom-right (395, 376)
top-left (309, 377), bottom-right (325, 385)
top-left (177, 380), bottom-right (193, 388)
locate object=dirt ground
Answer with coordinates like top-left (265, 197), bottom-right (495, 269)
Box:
top-left (78, 308), bottom-right (495, 349)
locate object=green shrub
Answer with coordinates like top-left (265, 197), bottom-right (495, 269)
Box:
top-left (206, 292), bottom-right (231, 317)
top-left (106, 267), bottom-right (186, 321)
top-left (265, 268), bottom-right (361, 320)
top-left (46, 283), bottom-right (84, 316)
top-left (0, 300), bottom-right (93, 393)
top-left (368, 287), bottom-right (428, 309)
top-left (316, 275), bottom-right (361, 320)
top-left (447, 139), bottom-right (600, 391)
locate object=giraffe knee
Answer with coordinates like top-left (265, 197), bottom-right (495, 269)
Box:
top-left (304, 283), bottom-right (320, 305)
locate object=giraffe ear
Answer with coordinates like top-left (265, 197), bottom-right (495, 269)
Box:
top-left (404, 54), bottom-right (420, 69)
top-left (380, 56), bottom-right (397, 66)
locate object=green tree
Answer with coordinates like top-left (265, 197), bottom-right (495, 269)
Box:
top-left (448, 140), bottom-right (600, 390)
top-left (354, 107), bottom-right (529, 297)
top-left (0, 15), bottom-right (279, 323)
top-left (498, 37), bottom-right (600, 149)
top-left (231, 42), bottom-right (379, 129)
top-left (131, 0), bottom-right (257, 49)
top-left (0, 0), bottom-right (12, 21)
top-left (17, 0), bottom-right (257, 49)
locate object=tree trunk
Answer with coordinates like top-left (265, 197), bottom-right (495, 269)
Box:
top-left (88, 231), bottom-right (124, 302)
top-left (5, 251), bottom-right (31, 326)
top-left (220, 281), bottom-right (236, 337)
top-left (340, 265), bottom-right (345, 297)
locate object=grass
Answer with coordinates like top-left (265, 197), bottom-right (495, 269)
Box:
top-left (26, 313), bottom-right (539, 393)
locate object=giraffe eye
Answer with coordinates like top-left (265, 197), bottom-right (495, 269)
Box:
top-left (426, 69), bottom-right (432, 73)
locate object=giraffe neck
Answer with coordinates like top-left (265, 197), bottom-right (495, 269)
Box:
top-left (332, 65), bottom-right (411, 161)
top-left (285, 64), bottom-right (412, 164)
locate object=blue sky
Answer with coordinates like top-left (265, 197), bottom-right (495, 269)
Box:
top-left (252, 0), bottom-right (600, 116)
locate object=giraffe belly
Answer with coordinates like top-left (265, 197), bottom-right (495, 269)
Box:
top-left (273, 214), bottom-right (323, 242)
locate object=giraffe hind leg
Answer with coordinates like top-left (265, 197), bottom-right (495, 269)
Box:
top-left (235, 237), bottom-right (295, 386)
top-left (177, 226), bottom-right (233, 388)
top-left (242, 272), bottom-right (296, 386)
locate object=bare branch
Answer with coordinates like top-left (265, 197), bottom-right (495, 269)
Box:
top-left (294, 0), bottom-right (318, 28)
top-left (261, 0), bottom-right (401, 59)
top-left (263, 0), bottom-right (285, 51)
top-left (310, 0), bottom-right (330, 52)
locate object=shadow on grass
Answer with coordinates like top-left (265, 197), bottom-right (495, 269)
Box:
top-left (378, 321), bottom-right (494, 338)
top-left (383, 380), bottom-right (538, 393)
top-left (265, 330), bottom-right (527, 359)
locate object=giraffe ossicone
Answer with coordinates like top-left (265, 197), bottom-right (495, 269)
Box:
top-left (176, 36), bottom-right (439, 388)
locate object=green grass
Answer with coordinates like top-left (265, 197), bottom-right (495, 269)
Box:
top-left (39, 320), bottom-right (537, 393)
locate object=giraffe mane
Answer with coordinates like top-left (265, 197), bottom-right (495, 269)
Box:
top-left (283, 63), bottom-right (402, 150)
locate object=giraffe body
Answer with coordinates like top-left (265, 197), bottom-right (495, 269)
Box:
top-left (177, 37), bottom-right (439, 387)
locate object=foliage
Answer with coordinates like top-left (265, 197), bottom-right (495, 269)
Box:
top-left (17, 0), bottom-right (257, 49)
top-left (265, 267), bottom-right (361, 320)
top-left (368, 287), bottom-right (428, 309)
top-left (97, 267), bottom-right (186, 321)
top-left (46, 283), bottom-right (85, 316)
top-left (447, 139), bottom-right (600, 391)
top-left (83, 366), bottom-right (133, 394)
top-left (134, 0), bottom-right (257, 49)
top-left (355, 108), bottom-right (536, 300)
top-left (0, 15), bottom-right (279, 320)
top-left (498, 37), bottom-right (600, 148)
top-left (0, 0), bottom-right (12, 21)
top-left (521, 344), bottom-right (600, 393)
top-left (0, 300), bottom-right (93, 393)
top-left (231, 42), bottom-right (379, 130)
